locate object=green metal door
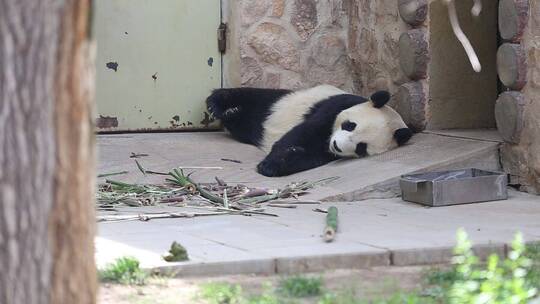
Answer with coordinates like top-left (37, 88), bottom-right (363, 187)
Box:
top-left (92, 0), bottom-right (221, 131)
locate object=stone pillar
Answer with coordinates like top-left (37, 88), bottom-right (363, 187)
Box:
top-left (497, 0), bottom-right (540, 193)
top-left (395, 1), bottom-right (429, 131)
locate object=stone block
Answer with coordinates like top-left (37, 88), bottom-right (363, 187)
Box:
top-left (497, 43), bottom-right (527, 90)
top-left (241, 0), bottom-right (270, 27)
top-left (271, 0), bottom-right (285, 17)
top-left (264, 72), bottom-right (281, 88)
top-left (154, 259), bottom-right (276, 277)
top-left (399, 29), bottom-right (429, 80)
top-left (395, 80), bottom-right (427, 132)
top-left (275, 252), bottom-right (390, 274)
top-left (495, 91), bottom-right (526, 144)
top-left (248, 22), bottom-right (300, 71)
top-left (240, 56), bottom-right (263, 86)
top-left (398, 0), bottom-right (428, 26)
top-left (498, 0), bottom-right (529, 42)
top-left (291, 0), bottom-right (318, 41)
top-left (310, 35), bottom-right (346, 67)
top-left (391, 247), bottom-right (453, 266)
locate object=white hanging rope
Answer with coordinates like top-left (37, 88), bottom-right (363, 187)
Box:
top-left (471, 0), bottom-right (482, 16)
top-left (443, 0), bottom-right (483, 72)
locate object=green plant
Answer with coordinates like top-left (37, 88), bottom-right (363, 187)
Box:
top-left (422, 266), bottom-right (457, 300)
top-left (99, 256), bottom-right (148, 285)
top-left (447, 229), bottom-right (537, 304)
top-left (278, 275), bottom-right (323, 297)
top-left (199, 282), bottom-right (244, 304)
top-left (162, 241), bottom-right (189, 262)
top-left (525, 242), bottom-right (540, 289)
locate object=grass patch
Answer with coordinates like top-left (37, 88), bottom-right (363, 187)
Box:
top-left (199, 278), bottom-right (323, 304)
top-left (246, 283), bottom-right (281, 304)
top-left (99, 256), bottom-right (148, 285)
top-left (278, 275), bottom-right (323, 297)
top-left (318, 289), bottom-right (436, 304)
top-left (199, 282), bottom-right (244, 304)
top-left (318, 289), bottom-right (359, 304)
top-left (371, 292), bottom-right (436, 304)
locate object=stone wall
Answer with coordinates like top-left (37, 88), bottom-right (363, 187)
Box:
top-left (229, 0), bottom-right (407, 95)
top-left (226, 0), bottom-right (540, 193)
top-left (228, 0), bottom-right (497, 130)
top-left (497, 0), bottom-right (540, 193)
top-left (235, 0), bottom-right (354, 91)
top-left (346, 0), bottom-right (408, 96)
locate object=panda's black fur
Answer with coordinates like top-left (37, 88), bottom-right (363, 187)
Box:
top-left (206, 86), bottom-right (412, 177)
top-left (206, 88), bottom-right (291, 146)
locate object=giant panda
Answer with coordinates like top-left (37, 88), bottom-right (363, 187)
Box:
top-left (206, 85), bottom-right (413, 177)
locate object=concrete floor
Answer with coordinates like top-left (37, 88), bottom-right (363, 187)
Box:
top-left (95, 130), bottom-right (540, 276)
top-left (97, 130), bottom-right (501, 201)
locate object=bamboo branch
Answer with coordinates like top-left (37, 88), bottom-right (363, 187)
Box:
top-left (97, 171), bottom-right (129, 178)
top-left (167, 169), bottom-right (224, 205)
top-left (135, 160), bottom-right (147, 176)
top-left (97, 211), bottom-right (225, 222)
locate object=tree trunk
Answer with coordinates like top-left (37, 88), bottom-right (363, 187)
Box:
top-left (0, 1), bottom-right (96, 304)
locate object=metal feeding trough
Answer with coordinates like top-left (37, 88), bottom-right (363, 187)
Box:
top-left (400, 168), bottom-right (508, 207)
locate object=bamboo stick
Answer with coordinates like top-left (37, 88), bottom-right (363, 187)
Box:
top-left (323, 206), bottom-right (338, 242)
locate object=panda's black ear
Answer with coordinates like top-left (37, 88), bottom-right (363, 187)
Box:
top-left (394, 128), bottom-right (413, 146)
top-left (370, 91), bottom-right (391, 108)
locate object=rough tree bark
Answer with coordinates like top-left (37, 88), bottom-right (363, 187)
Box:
top-left (0, 1), bottom-right (96, 304)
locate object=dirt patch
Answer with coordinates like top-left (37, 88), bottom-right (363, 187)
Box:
top-left (98, 265), bottom-right (431, 304)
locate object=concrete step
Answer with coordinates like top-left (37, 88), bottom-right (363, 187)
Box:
top-left (95, 190), bottom-right (540, 276)
top-left (97, 129), bottom-right (502, 201)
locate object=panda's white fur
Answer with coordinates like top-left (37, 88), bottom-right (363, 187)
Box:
top-left (329, 102), bottom-right (408, 157)
top-left (206, 84), bottom-right (413, 177)
top-left (261, 85), bottom-right (346, 152)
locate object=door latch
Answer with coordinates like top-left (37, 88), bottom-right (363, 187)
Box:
top-left (217, 23), bottom-right (227, 53)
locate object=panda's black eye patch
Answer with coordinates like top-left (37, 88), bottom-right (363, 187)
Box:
top-left (355, 142), bottom-right (368, 157)
top-left (341, 120), bottom-right (357, 132)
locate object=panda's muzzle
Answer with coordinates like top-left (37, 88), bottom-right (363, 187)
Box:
top-left (332, 141), bottom-right (342, 153)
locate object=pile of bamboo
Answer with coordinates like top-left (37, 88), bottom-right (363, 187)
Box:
top-left (96, 163), bottom-right (337, 223)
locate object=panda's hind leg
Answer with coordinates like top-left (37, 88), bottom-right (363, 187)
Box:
top-left (206, 88), bottom-right (260, 145)
top-left (206, 88), bottom-right (243, 121)
top-left (206, 87), bottom-right (291, 146)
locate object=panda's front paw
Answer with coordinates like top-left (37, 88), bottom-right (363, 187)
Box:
top-left (257, 159), bottom-right (282, 177)
top-left (258, 146), bottom-right (306, 177)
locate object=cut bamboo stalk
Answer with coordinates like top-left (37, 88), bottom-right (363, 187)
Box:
top-left (135, 160), bottom-right (147, 176)
top-left (323, 206), bottom-right (338, 242)
top-left (178, 166), bottom-right (223, 170)
top-left (223, 189), bottom-right (229, 209)
top-left (97, 171), bottom-right (129, 178)
top-left (267, 204), bottom-right (297, 208)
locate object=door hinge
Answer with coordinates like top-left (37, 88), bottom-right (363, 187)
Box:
top-left (217, 22), bottom-right (227, 53)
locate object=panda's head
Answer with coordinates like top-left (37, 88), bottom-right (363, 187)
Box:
top-left (329, 91), bottom-right (413, 158)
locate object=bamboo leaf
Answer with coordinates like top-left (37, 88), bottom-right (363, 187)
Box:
top-left (135, 160), bottom-right (147, 176)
